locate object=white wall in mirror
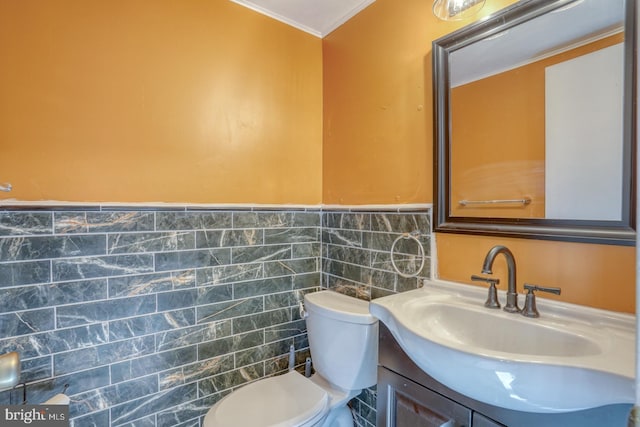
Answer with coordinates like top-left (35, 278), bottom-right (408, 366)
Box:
top-left (545, 42), bottom-right (624, 220)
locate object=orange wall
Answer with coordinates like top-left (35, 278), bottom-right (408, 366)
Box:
top-left (450, 34), bottom-right (623, 219)
top-left (322, 0), bottom-right (515, 205)
top-left (322, 0), bottom-right (635, 313)
top-left (0, 0), bottom-right (635, 312)
top-left (437, 233), bottom-right (635, 313)
top-left (0, 0), bottom-right (322, 204)
top-left (450, 57), bottom-right (546, 218)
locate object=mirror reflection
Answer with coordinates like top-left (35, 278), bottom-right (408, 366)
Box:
top-left (433, 0), bottom-right (635, 245)
top-left (449, 0), bottom-right (624, 221)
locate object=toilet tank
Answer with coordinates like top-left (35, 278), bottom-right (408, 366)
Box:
top-left (304, 290), bottom-right (378, 391)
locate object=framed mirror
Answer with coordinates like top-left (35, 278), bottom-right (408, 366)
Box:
top-left (433, 0), bottom-right (636, 245)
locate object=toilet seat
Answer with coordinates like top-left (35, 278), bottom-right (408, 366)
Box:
top-left (203, 371), bottom-right (329, 427)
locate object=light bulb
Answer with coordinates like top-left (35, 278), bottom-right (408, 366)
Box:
top-left (433, 0), bottom-right (486, 21)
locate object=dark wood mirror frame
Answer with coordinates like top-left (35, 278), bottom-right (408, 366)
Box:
top-left (433, 0), bottom-right (637, 246)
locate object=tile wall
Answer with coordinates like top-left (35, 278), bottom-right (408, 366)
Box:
top-left (0, 206), bottom-right (431, 427)
top-left (321, 209), bottom-right (432, 427)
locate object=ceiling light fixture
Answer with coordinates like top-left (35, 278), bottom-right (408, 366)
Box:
top-left (433, 0), bottom-right (486, 21)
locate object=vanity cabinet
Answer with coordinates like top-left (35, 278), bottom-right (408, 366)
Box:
top-left (380, 368), bottom-right (473, 427)
top-left (379, 367), bottom-right (504, 427)
top-left (472, 414), bottom-right (505, 427)
top-left (377, 324), bottom-right (631, 427)
top-left (381, 367), bottom-right (473, 426)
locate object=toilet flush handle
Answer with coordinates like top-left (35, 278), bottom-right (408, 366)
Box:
top-left (299, 301), bottom-right (308, 319)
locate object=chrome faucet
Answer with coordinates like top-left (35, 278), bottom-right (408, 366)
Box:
top-left (481, 245), bottom-right (520, 313)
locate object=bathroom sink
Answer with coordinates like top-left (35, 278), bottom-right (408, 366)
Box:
top-left (419, 301), bottom-right (601, 358)
top-left (370, 280), bottom-right (635, 413)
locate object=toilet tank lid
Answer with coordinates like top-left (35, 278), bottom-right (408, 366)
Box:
top-left (304, 291), bottom-right (377, 325)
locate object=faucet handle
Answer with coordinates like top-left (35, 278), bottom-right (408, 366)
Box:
top-left (522, 283), bottom-right (561, 318)
top-left (471, 275), bottom-right (501, 309)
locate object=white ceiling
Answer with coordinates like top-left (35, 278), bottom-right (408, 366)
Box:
top-left (230, 0), bottom-right (376, 38)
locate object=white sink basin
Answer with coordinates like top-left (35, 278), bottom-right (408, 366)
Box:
top-left (420, 301), bottom-right (602, 358)
top-left (370, 280), bottom-right (635, 413)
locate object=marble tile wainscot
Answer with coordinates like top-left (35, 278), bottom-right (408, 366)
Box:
top-left (0, 205), bottom-right (432, 427)
top-left (321, 208), bottom-right (432, 427)
top-left (0, 207), bottom-right (321, 427)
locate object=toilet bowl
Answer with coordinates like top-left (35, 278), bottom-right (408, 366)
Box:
top-left (203, 371), bottom-right (329, 427)
top-left (203, 370), bottom-right (356, 427)
top-left (203, 290), bottom-right (378, 427)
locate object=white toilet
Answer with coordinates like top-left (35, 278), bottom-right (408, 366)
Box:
top-left (203, 290), bottom-right (379, 427)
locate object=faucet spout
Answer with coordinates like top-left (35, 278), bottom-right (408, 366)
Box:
top-left (481, 245), bottom-right (520, 313)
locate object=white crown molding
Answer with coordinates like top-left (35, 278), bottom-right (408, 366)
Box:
top-left (321, 0), bottom-right (375, 37)
top-left (230, 0), bottom-right (375, 38)
top-left (230, 0), bottom-right (322, 37)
